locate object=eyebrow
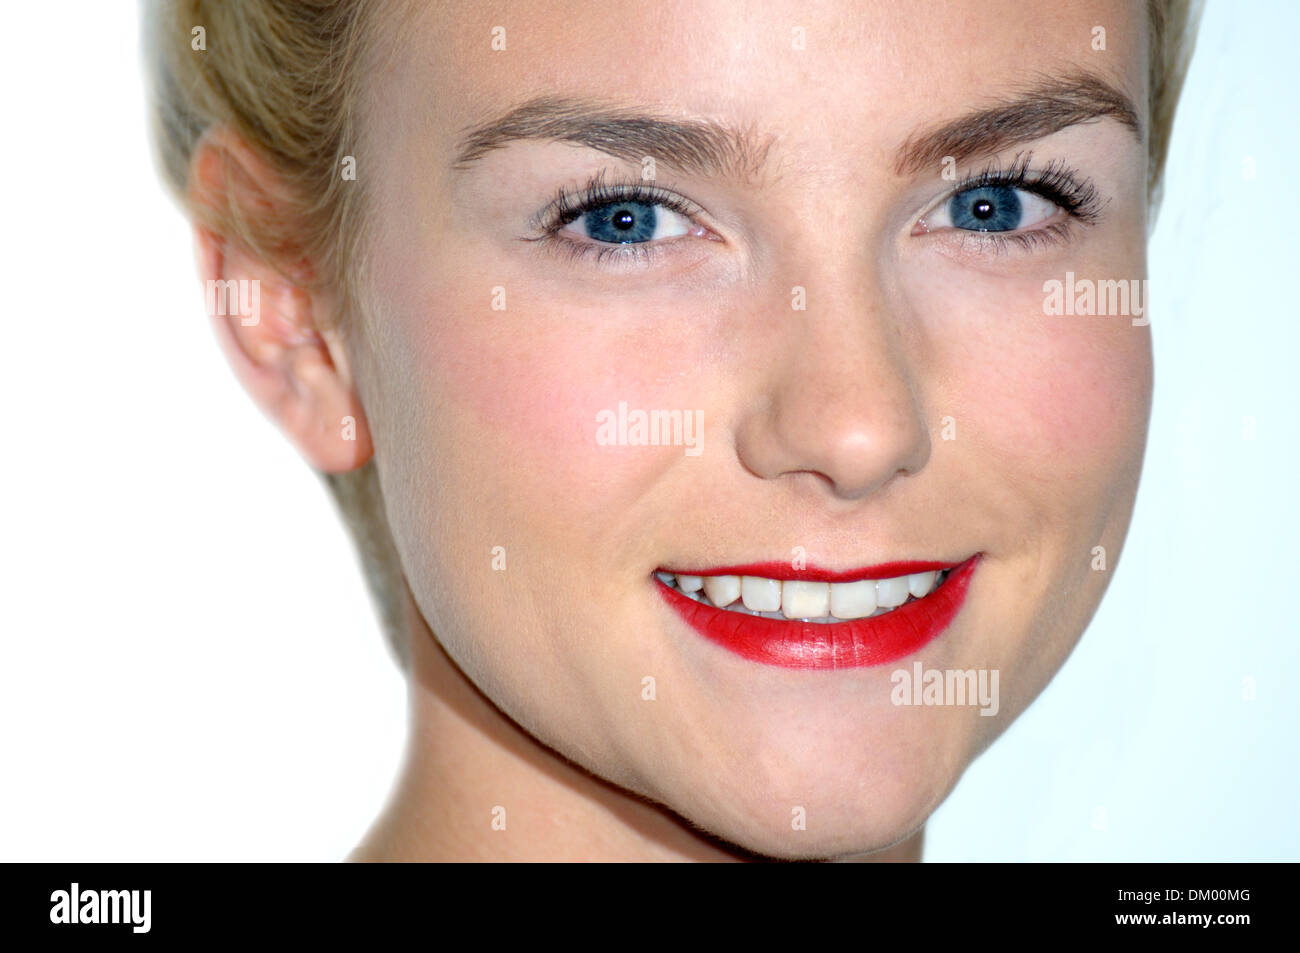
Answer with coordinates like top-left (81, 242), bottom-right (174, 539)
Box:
top-left (893, 71), bottom-right (1142, 175)
top-left (452, 95), bottom-right (776, 181)
top-left (452, 71), bottom-right (1141, 182)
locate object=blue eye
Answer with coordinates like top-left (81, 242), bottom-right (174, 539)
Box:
top-left (925, 183), bottom-right (1061, 235)
top-left (578, 201), bottom-right (659, 243)
top-left (948, 186), bottom-right (1023, 231)
top-left (565, 199), bottom-right (692, 245)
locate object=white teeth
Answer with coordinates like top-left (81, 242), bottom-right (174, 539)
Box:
top-left (782, 580), bottom-right (830, 620)
top-left (829, 579), bottom-right (877, 619)
top-left (907, 570), bottom-right (938, 598)
top-left (701, 574), bottom-right (741, 608)
top-left (742, 575), bottom-right (782, 612)
top-left (664, 566), bottom-right (952, 621)
top-left (875, 575), bottom-right (910, 608)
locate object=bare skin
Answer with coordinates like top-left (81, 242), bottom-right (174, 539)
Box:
top-left (193, 0), bottom-right (1151, 861)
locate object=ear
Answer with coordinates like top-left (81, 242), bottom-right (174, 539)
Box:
top-left (188, 126), bottom-right (373, 474)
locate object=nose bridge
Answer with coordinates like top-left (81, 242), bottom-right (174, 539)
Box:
top-left (735, 252), bottom-right (932, 501)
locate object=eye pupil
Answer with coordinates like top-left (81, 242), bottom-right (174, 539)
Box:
top-left (583, 201), bottom-right (658, 243)
top-left (947, 186), bottom-right (1023, 232)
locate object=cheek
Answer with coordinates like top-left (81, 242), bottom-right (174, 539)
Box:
top-left (382, 276), bottom-right (702, 532)
top-left (905, 261), bottom-right (1152, 500)
top-left (980, 318), bottom-right (1152, 469)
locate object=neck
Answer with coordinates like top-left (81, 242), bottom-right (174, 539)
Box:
top-left (349, 595), bottom-right (923, 863)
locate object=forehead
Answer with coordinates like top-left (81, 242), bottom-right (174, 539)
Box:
top-left (379, 0), bottom-right (1145, 169)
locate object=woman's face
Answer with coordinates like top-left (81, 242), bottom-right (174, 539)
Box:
top-left (350, 0), bottom-right (1150, 858)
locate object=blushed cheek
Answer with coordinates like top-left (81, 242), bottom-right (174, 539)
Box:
top-left (984, 319), bottom-right (1152, 474)
top-left (396, 290), bottom-right (703, 521)
top-left (907, 260), bottom-right (1152, 500)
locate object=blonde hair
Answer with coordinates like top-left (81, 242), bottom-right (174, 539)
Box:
top-left (145, 0), bottom-right (1202, 670)
top-left (146, 0), bottom-right (413, 666)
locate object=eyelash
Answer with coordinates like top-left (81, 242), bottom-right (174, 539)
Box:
top-left (527, 153), bottom-right (1104, 264)
top-left (931, 152), bottom-right (1104, 255)
top-left (526, 171), bottom-right (705, 266)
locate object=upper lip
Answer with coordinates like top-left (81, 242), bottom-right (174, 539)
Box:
top-left (654, 559), bottom-right (963, 584)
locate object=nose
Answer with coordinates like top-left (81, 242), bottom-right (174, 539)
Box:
top-left (734, 270), bottom-right (932, 502)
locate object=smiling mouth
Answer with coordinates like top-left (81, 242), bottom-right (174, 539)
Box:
top-left (654, 555), bottom-right (982, 669)
top-left (654, 567), bottom-right (950, 621)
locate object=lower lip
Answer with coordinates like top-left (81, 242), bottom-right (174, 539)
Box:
top-left (656, 555), bottom-right (982, 669)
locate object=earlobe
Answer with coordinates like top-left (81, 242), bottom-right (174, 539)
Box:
top-left (189, 129), bottom-right (374, 475)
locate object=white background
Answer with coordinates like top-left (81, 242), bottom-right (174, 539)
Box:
top-left (1, 2), bottom-right (1295, 861)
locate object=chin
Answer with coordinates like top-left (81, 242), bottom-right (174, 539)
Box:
top-left (638, 708), bottom-right (978, 860)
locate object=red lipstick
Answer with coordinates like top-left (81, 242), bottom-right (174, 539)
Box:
top-left (661, 560), bottom-right (954, 583)
top-left (656, 554), bottom-right (981, 669)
